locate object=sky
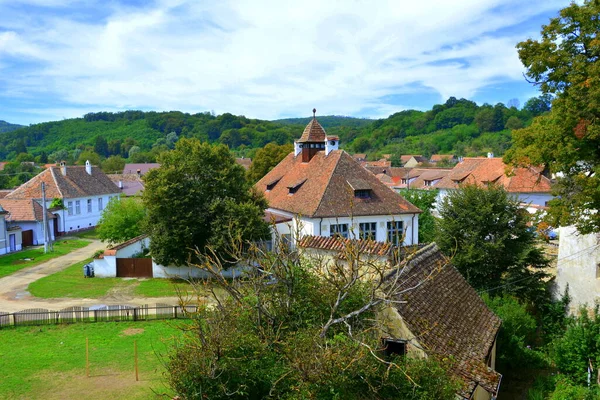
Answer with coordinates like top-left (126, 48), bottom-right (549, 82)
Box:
top-left (0, 0), bottom-right (568, 125)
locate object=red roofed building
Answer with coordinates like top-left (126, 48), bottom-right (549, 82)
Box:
top-left (435, 156), bottom-right (554, 210)
top-left (256, 110), bottom-right (421, 247)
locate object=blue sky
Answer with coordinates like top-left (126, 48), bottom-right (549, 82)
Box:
top-left (0, 0), bottom-right (567, 125)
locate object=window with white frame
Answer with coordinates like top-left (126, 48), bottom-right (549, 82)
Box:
top-left (359, 222), bottom-right (377, 240)
top-left (67, 201), bottom-right (73, 216)
top-left (387, 221), bottom-right (404, 245)
top-left (98, 197), bottom-right (103, 211)
top-left (75, 200), bottom-right (81, 215)
top-left (87, 199), bottom-right (92, 213)
top-left (330, 223), bottom-right (349, 238)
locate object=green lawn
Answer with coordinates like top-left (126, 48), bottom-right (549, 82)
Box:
top-left (0, 239), bottom-right (91, 279)
top-left (0, 320), bottom-right (189, 399)
top-left (71, 227), bottom-right (100, 240)
top-left (28, 260), bottom-right (199, 299)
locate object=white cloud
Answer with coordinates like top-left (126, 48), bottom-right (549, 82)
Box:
top-left (0, 0), bottom-right (565, 122)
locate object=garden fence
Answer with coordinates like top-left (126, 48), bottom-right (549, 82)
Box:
top-left (0, 303), bottom-right (198, 328)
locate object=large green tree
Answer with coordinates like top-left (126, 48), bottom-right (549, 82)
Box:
top-left (506, 0), bottom-right (600, 233)
top-left (142, 138), bottom-right (270, 266)
top-left (97, 197), bottom-right (146, 245)
top-left (436, 184), bottom-right (548, 300)
top-left (246, 142), bottom-right (292, 183)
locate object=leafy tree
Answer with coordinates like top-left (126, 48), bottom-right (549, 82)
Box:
top-left (97, 197), bottom-right (146, 245)
top-left (142, 138), bottom-right (270, 266)
top-left (49, 149), bottom-right (69, 163)
top-left (398, 189), bottom-right (437, 243)
top-left (128, 145), bottom-right (141, 158)
top-left (523, 94), bottom-right (552, 116)
top-left (504, 116), bottom-right (524, 130)
top-left (101, 155), bottom-right (126, 174)
top-left (166, 237), bottom-right (460, 399)
top-left (76, 150), bottom-right (102, 166)
top-left (247, 142), bottom-right (292, 183)
top-left (507, 0), bottom-right (600, 233)
top-left (94, 136), bottom-right (109, 157)
top-left (436, 184), bottom-right (548, 300)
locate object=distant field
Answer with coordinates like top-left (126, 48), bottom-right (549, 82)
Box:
top-left (0, 239), bottom-right (90, 279)
top-left (0, 320), bottom-right (190, 399)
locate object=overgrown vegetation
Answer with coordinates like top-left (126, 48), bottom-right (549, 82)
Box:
top-left (97, 197), bottom-right (146, 245)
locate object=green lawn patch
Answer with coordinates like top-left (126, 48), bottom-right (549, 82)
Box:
top-left (28, 259), bottom-right (136, 299)
top-left (0, 239), bottom-right (91, 279)
top-left (71, 227), bottom-right (100, 240)
top-left (0, 320), bottom-right (189, 399)
top-left (134, 278), bottom-right (197, 298)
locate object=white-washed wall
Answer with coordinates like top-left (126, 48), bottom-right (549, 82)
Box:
top-left (8, 220), bottom-right (55, 245)
top-left (93, 256), bottom-right (116, 277)
top-left (50, 194), bottom-right (119, 233)
top-left (152, 262), bottom-right (249, 279)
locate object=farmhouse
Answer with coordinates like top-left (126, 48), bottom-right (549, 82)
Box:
top-left (5, 161), bottom-right (120, 235)
top-left (0, 205), bottom-right (21, 255)
top-left (256, 111), bottom-right (421, 248)
top-left (0, 199), bottom-right (55, 246)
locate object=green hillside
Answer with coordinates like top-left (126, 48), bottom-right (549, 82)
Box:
top-left (0, 120), bottom-right (23, 133)
top-left (0, 96), bottom-right (551, 166)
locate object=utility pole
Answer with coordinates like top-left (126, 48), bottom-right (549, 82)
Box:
top-left (41, 182), bottom-right (49, 253)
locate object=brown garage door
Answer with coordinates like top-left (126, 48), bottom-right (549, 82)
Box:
top-left (22, 230), bottom-right (34, 247)
top-left (116, 258), bottom-right (153, 278)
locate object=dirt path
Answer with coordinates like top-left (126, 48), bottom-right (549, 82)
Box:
top-left (0, 240), bottom-right (185, 313)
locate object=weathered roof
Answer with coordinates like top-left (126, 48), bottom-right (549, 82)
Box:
top-left (430, 154), bottom-right (456, 162)
top-left (256, 151), bottom-right (421, 218)
top-left (298, 235), bottom-right (394, 256)
top-left (108, 174), bottom-right (145, 196)
top-left (235, 158), bottom-right (252, 170)
top-left (122, 163), bottom-right (161, 175)
top-left (388, 243), bottom-right (502, 398)
top-left (436, 158), bottom-right (553, 193)
top-left (103, 234), bottom-right (149, 256)
top-left (298, 117), bottom-right (327, 143)
top-left (0, 190), bottom-right (11, 199)
top-left (6, 166), bottom-right (120, 200)
top-left (0, 199), bottom-right (55, 222)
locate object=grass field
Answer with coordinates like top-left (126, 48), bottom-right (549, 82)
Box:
top-left (28, 259), bottom-right (200, 299)
top-left (0, 320), bottom-right (189, 399)
top-left (71, 228), bottom-right (100, 240)
top-left (0, 239), bottom-right (91, 279)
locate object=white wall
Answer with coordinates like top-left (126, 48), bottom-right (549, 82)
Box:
top-left (0, 216), bottom-right (7, 255)
top-left (152, 263), bottom-right (248, 279)
top-left (516, 192), bottom-right (553, 208)
top-left (53, 194), bottom-right (119, 233)
top-left (554, 226), bottom-right (600, 313)
top-left (9, 220), bottom-right (55, 245)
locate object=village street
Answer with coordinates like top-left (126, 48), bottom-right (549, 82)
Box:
top-left (0, 240), bottom-right (182, 313)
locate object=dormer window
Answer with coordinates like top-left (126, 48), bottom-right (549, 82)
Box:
top-left (354, 189), bottom-right (372, 199)
top-left (424, 180), bottom-right (433, 187)
top-left (288, 179), bottom-right (307, 194)
top-left (266, 177), bottom-right (282, 191)
top-left (401, 179), bottom-right (408, 185)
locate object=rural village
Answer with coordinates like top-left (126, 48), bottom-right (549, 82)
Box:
top-left (0, 1), bottom-right (599, 400)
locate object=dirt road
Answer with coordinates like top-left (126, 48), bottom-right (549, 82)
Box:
top-left (0, 240), bottom-right (184, 313)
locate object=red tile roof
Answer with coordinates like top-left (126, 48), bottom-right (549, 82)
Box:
top-left (430, 154), bottom-right (455, 162)
top-left (6, 166), bottom-right (120, 200)
top-left (436, 158), bottom-right (552, 193)
top-left (108, 174), bottom-right (145, 196)
top-left (103, 234), bottom-right (149, 256)
top-left (298, 118), bottom-right (327, 142)
top-left (0, 199), bottom-right (55, 222)
top-left (256, 150), bottom-right (421, 218)
top-left (388, 243), bottom-right (502, 398)
top-left (235, 158), bottom-right (252, 170)
top-left (298, 235), bottom-right (394, 256)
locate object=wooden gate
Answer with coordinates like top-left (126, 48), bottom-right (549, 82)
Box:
top-left (116, 258), bottom-right (153, 278)
top-left (22, 230), bottom-right (33, 247)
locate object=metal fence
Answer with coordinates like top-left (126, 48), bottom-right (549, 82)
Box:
top-left (0, 303), bottom-right (198, 328)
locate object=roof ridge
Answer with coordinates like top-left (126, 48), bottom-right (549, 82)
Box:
top-left (49, 168), bottom-right (64, 198)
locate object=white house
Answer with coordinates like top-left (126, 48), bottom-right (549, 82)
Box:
top-left (0, 199), bottom-right (55, 246)
top-left (255, 111), bottom-right (421, 248)
top-left (5, 161), bottom-right (120, 235)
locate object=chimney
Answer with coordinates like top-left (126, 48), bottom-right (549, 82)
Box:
top-left (85, 160), bottom-right (92, 175)
top-left (325, 137), bottom-right (339, 156)
top-left (118, 180), bottom-right (123, 189)
top-left (294, 141), bottom-right (302, 157)
top-left (487, 152), bottom-right (494, 159)
top-left (60, 161), bottom-right (67, 176)
top-left (137, 169), bottom-right (141, 176)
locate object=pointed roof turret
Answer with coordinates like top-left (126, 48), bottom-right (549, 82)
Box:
top-left (298, 108), bottom-right (327, 143)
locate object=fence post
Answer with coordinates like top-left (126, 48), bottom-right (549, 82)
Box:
top-left (174, 306), bottom-right (177, 319)
top-left (133, 308), bottom-right (137, 322)
top-left (94, 310), bottom-right (97, 322)
top-left (13, 313), bottom-right (16, 327)
top-left (134, 340), bottom-right (139, 382)
top-left (86, 337), bottom-right (90, 378)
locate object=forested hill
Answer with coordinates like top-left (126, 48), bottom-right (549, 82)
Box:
top-left (274, 115), bottom-right (373, 129)
top-left (0, 120), bottom-right (23, 133)
top-left (0, 95), bottom-right (551, 164)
